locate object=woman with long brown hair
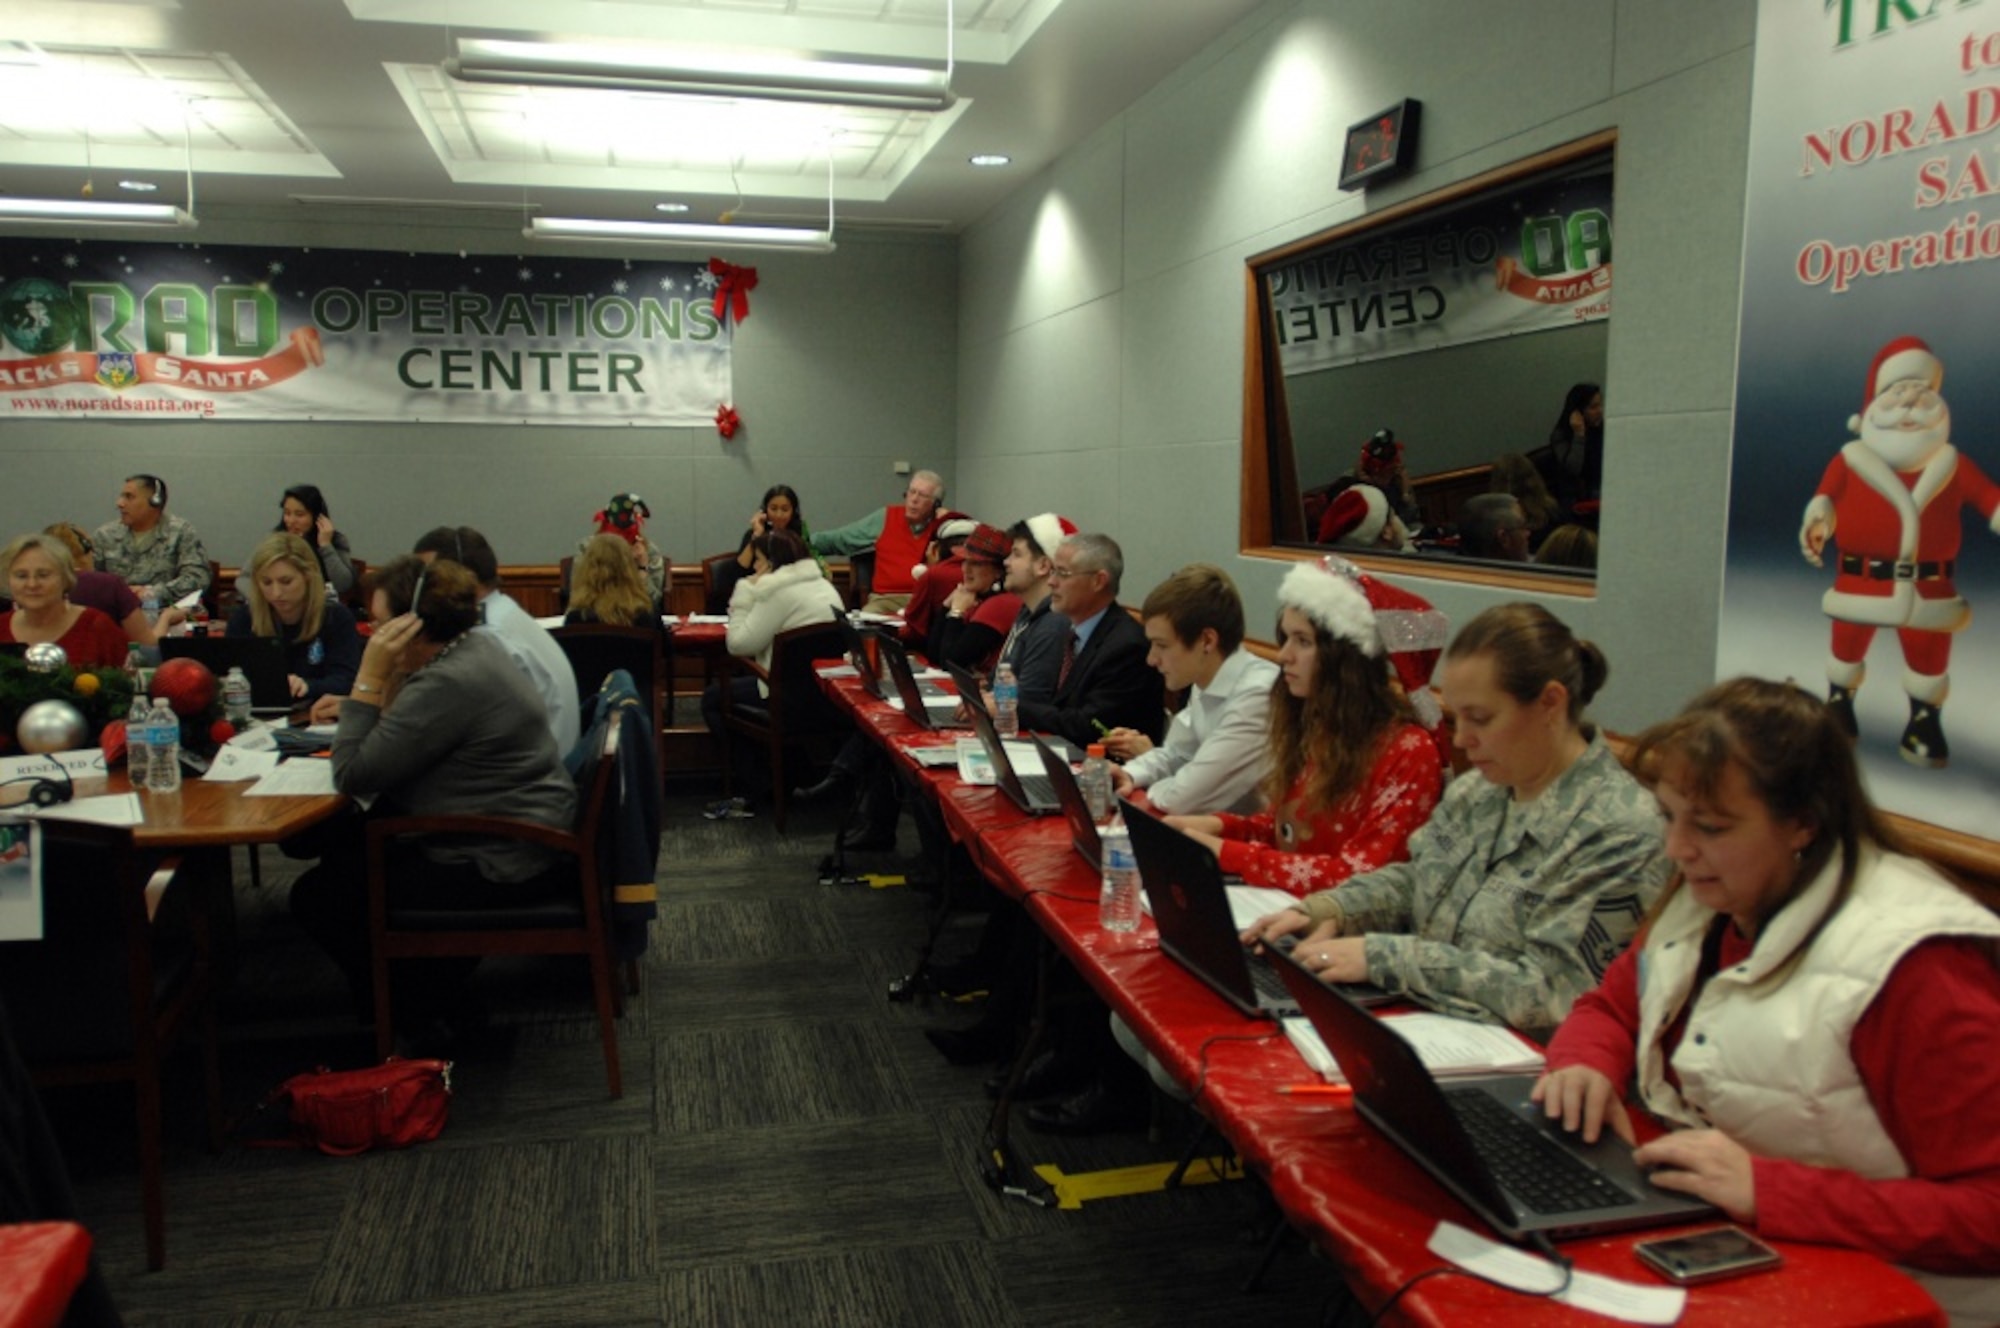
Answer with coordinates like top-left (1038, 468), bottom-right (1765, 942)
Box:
top-left (1167, 556), bottom-right (1445, 895)
top-left (1536, 678), bottom-right (2000, 1315)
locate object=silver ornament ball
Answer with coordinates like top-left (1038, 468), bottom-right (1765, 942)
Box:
top-left (17, 699), bottom-right (90, 754)
top-left (22, 642), bottom-right (68, 674)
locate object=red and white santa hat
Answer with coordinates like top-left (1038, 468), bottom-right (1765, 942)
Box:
top-left (1024, 512), bottom-right (1078, 560)
top-left (1861, 336), bottom-right (1942, 414)
top-left (1315, 484), bottom-right (1390, 547)
top-left (1276, 555), bottom-right (1451, 727)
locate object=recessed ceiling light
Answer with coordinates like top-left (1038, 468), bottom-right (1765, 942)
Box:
top-left (969, 154), bottom-right (1011, 168)
top-left (654, 202), bottom-right (690, 213)
top-left (119, 180), bottom-right (159, 193)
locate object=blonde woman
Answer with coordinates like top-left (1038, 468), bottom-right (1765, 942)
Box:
top-left (226, 533), bottom-right (361, 701)
top-left (565, 533), bottom-right (657, 628)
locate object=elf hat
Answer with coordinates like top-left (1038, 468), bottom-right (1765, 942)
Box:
top-left (1277, 555), bottom-right (1450, 726)
top-left (1024, 513), bottom-right (1078, 561)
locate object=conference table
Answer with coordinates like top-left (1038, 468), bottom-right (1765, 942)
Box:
top-left (817, 669), bottom-right (1946, 1328)
top-left (0, 767), bottom-right (346, 850)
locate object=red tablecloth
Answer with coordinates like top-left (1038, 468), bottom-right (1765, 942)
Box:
top-left (819, 669), bottom-right (1945, 1327)
top-left (0, 1223), bottom-right (91, 1328)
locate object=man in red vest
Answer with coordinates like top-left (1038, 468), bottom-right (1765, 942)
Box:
top-left (810, 471), bottom-right (948, 612)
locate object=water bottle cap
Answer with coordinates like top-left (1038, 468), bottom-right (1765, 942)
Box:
top-left (1086, 743), bottom-right (1105, 758)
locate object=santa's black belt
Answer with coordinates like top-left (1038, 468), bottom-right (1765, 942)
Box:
top-left (1838, 554), bottom-right (1954, 581)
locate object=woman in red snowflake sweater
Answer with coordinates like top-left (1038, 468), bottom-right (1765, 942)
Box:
top-left (1166, 556), bottom-right (1445, 897)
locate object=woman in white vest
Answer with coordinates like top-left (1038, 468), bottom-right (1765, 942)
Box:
top-left (1536, 678), bottom-right (2000, 1317)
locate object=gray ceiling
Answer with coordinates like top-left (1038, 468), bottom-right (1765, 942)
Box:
top-left (0, 0), bottom-right (1270, 236)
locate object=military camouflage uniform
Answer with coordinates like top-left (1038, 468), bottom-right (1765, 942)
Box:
top-left (1296, 731), bottom-right (1666, 1040)
top-left (91, 514), bottom-right (210, 604)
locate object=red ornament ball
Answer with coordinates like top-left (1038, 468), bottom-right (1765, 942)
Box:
top-left (100, 720), bottom-right (129, 767)
top-left (209, 719), bottom-right (237, 745)
top-left (150, 656), bottom-right (219, 717)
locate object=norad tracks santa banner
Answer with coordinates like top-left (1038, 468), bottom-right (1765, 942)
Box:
top-left (1719, 0), bottom-right (2000, 837)
top-left (0, 241), bottom-right (732, 425)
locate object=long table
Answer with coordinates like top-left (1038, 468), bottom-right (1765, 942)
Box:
top-left (1, 769), bottom-right (345, 850)
top-left (818, 669), bottom-right (1944, 1328)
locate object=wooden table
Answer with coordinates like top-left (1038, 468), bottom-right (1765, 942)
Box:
top-left (1, 770), bottom-right (345, 849)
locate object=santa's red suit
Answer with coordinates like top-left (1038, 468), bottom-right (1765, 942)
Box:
top-left (1807, 442), bottom-right (2000, 636)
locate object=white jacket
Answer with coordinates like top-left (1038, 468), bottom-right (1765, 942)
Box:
top-left (1635, 843), bottom-right (2000, 1176)
top-left (725, 559), bottom-right (845, 696)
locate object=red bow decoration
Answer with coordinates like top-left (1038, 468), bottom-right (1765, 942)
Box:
top-left (710, 258), bottom-right (758, 324)
top-left (715, 403), bottom-right (741, 439)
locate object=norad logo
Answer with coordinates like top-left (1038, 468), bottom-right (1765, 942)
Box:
top-left (1826, 0), bottom-right (1980, 49)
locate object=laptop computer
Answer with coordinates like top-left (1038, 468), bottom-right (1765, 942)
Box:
top-left (1266, 945), bottom-right (1718, 1242)
top-left (875, 633), bottom-right (965, 731)
top-left (1033, 734), bottom-right (1103, 867)
top-left (831, 611), bottom-right (886, 701)
top-left (1120, 797), bottom-right (1398, 1019)
top-left (159, 635), bottom-right (295, 713)
top-left (944, 662), bottom-right (1063, 814)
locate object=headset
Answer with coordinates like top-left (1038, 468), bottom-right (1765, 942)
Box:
top-left (2, 763), bottom-right (75, 808)
top-left (132, 473), bottom-right (169, 508)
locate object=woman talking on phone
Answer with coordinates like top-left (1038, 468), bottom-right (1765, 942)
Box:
top-left (1535, 679), bottom-right (2000, 1315)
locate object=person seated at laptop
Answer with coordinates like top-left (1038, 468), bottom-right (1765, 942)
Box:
top-left (928, 522), bottom-right (1017, 673)
top-left (1535, 678), bottom-right (2000, 1297)
top-left (227, 533), bottom-right (362, 703)
top-left (1165, 557), bottom-right (1444, 894)
top-left (712, 484), bottom-right (823, 609)
top-left (274, 483), bottom-right (357, 596)
top-left (1009, 532), bottom-right (1166, 749)
top-left (1243, 603), bottom-right (1668, 1039)
top-left (700, 529), bottom-right (846, 821)
top-left (42, 521), bottom-right (186, 644)
top-left (0, 533), bottom-right (131, 669)
top-left (1106, 564), bottom-right (1275, 817)
top-left (565, 533), bottom-right (662, 630)
top-left (291, 556), bottom-right (578, 1035)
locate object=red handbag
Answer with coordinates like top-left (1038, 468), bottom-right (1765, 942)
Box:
top-left (266, 1058), bottom-right (453, 1156)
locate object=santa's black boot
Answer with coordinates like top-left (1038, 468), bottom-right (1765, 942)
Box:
top-left (1825, 684), bottom-right (1859, 739)
top-left (1898, 699), bottom-right (1949, 768)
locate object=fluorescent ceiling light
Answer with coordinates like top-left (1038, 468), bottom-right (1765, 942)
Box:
top-left (446, 35), bottom-right (955, 112)
top-left (119, 180), bottom-right (160, 192)
top-left (969, 154), bottom-right (1011, 167)
top-left (0, 198), bottom-right (195, 228)
top-left (528, 216), bottom-right (834, 253)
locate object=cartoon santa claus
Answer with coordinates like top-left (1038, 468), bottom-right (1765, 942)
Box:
top-left (1799, 336), bottom-right (2000, 766)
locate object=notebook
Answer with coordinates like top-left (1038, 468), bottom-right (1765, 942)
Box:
top-left (1119, 797), bottom-right (1397, 1019)
top-left (159, 635), bottom-right (294, 713)
top-left (946, 662), bottom-right (1061, 814)
top-left (1033, 733), bottom-right (1103, 866)
top-left (876, 633), bottom-right (964, 730)
top-left (832, 611), bottom-right (886, 701)
top-left (1266, 945), bottom-right (1718, 1242)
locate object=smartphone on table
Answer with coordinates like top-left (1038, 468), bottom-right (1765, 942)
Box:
top-left (1634, 1226), bottom-right (1783, 1285)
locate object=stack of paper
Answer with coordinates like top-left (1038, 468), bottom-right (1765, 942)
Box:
top-left (1283, 1010), bottom-right (1545, 1083)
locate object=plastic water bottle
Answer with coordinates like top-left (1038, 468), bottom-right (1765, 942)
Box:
top-left (1079, 743), bottom-right (1113, 823)
top-left (1099, 816), bottom-right (1142, 933)
top-left (223, 667), bottom-right (253, 728)
top-left (146, 700), bottom-right (182, 794)
top-left (141, 587), bottom-right (160, 623)
top-left (126, 694), bottom-right (154, 786)
top-left (993, 662), bottom-right (1019, 739)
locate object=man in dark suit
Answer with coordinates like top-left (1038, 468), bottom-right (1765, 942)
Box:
top-left (1016, 532), bottom-right (1166, 748)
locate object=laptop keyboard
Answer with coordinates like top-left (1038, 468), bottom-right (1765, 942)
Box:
top-left (1247, 953), bottom-right (1296, 1008)
top-left (1017, 773), bottom-right (1059, 806)
top-left (1445, 1089), bottom-right (1637, 1215)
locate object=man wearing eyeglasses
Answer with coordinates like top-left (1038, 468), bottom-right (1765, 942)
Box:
top-left (1014, 532), bottom-right (1166, 749)
top-left (809, 470), bottom-right (950, 613)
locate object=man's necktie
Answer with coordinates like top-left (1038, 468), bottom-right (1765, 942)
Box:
top-left (1056, 630), bottom-right (1077, 692)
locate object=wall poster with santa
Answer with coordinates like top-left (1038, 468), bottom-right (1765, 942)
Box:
top-left (1719, 1), bottom-right (2000, 838)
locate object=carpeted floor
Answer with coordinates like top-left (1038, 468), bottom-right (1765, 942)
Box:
top-left (48, 792), bottom-right (1351, 1326)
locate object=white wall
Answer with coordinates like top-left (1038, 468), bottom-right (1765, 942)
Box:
top-left (954, 0), bottom-right (1755, 732)
top-left (0, 210), bottom-right (957, 574)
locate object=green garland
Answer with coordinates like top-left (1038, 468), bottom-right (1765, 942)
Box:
top-left (0, 655), bottom-right (138, 754)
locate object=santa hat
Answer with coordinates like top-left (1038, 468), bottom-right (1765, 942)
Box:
top-left (1316, 484), bottom-right (1390, 547)
top-left (1277, 555), bottom-right (1451, 727)
top-left (1857, 336), bottom-right (1943, 423)
top-left (593, 492), bottom-right (650, 545)
top-left (1024, 512), bottom-right (1077, 560)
